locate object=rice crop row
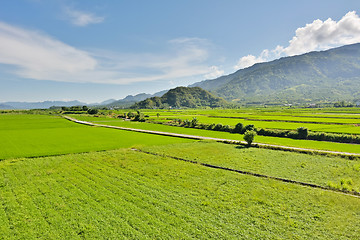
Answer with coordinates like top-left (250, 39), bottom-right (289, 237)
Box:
top-left (142, 141), bottom-right (360, 191)
top-left (72, 116), bottom-right (360, 154)
top-left (0, 148), bottom-right (359, 239)
top-left (0, 114), bottom-right (193, 160)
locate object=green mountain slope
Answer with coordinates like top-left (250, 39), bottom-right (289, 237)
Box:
top-left (191, 43), bottom-right (360, 103)
top-left (132, 87), bottom-right (228, 109)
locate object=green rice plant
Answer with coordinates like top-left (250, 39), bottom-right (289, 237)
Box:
top-left (0, 148), bottom-right (360, 239)
top-left (0, 114), bottom-right (193, 160)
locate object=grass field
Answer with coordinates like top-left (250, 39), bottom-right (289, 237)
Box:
top-left (146, 115), bottom-right (360, 134)
top-left (0, 114), bottom-right (193, 159)
top-left (121, 108), bottom-right (360, 134)
top-left (1, 111), bottom-right (360, 239)
top-left (72, 115), bottom-right (360, 154)
top-left (1, 148), bottom-right (359, 239)
top-left (142, 141), bottom-right (360, 191)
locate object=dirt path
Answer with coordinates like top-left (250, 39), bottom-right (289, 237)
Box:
top-left (64, 116), bottom-right (360, 159)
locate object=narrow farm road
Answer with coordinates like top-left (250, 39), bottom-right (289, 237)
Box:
top-left (64, 116), bottom-right (360, 159)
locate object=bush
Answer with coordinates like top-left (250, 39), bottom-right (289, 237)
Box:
top-left (297, 127), bottom-right (308, 139)
top-left (127, 111), bottom-right (135, 119)
top-left (87, 109), bottom-right (98, 115)
top-left (190, 117), bottom-right (198, 127)
top-left (213, 123), bottom-right (223, 131)
top-left (222, 125), bottom-right (232, 132)
top-left (244, 130), bottom-right (257, 146)
top-left (183, 119), bottom-right (191, 127)
top-left (233, 123), bottom-right (244, 133)
top-left (244, 124), bottom-right (256, 132)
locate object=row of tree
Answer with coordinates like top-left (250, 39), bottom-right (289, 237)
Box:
top-left (165, 118), bottom-right (359, 144)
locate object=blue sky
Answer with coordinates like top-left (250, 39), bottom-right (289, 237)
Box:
top-left (1, 0), bottom-right (360, 103)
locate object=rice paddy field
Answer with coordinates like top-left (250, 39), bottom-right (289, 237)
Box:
top-left (73, 115), bottom-right (360, 154)
top-left (125, 107), bottom-right (360, 134)
top-left (0, 110), bottom-right (360, 239)
top-left (0, 114), bottom-right (192, 160)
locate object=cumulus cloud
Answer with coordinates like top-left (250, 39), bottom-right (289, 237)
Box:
top-left (64, 7), bottom-right (104, 26)
top-left (234, 49), bottom-right (269, 69)
top-left (234, 11), bottom-right (360, 70)
top-left (0, 22), bottom-right (221, 84)
top-left (284, 11), bottom-right (360, 55)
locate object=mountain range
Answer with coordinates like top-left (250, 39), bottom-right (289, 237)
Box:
top-left (191, 43), bottom-right (360, 104)
top-left (2, 43), bottom-right (360, 109)
top-left (0, 100), bottom-right (86, 110)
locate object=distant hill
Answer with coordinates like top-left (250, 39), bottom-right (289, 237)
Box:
top-left (132, 86), bottom-right (228, 109)
top-left (98, 99), bottom-right (117, 105)
top-left (0, 104), bottom-right (13, 110)
top-left (191, 43), bottom-right (360, 104)
top-left (0, 100), bottom-right (86, 110)
top-left (105, 93), bottom-right (152, 108)
top-left (106, 90), bottom-right (168, 108)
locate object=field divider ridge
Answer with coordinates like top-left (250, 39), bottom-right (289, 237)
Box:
top-left (133, 148), bottom-right (360, 198)
top-left (64, 116), bottom-right (360, 159)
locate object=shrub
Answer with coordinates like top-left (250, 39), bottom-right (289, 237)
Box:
top-left (233, 123), bottom-right (244, 133)
top-left (297, 127), bottom-right (308, 139)
top-left (87, 109), bottom-right (98, 115)
top-left (222, 125), bottom-right (232, 132)
top-left (213, 123), bottom-right (223, 131)
top-left (183, 119), bottom-right (191, 127)
top-left (244, 124), bottom-right (255, 132)
top-left (127, 111), bottom-right (135, 119)
top-left (190, 117), bottom-right (198, 127)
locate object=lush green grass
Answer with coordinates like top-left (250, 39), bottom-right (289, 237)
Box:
top-left (0, 148), bottom-right (359, 239)
top-left (142, 141), bottom-right (360, 191)
top-left (73, 116), bottom-right (360, 154)
top-left (117, 107), bottom-right (360, 134)
top-left (0, 114), bottom-right (193, 159)
top-left (147, 115), bottom-right (360, 134)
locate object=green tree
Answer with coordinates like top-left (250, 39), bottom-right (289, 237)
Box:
top-left (127, 111), bottom-right (135, 119)
top-left (233, 123), bottom-right (244, 133)
top-left (190, 117), bottom-right (198, 127)
top-left (243, 130), bottom-right (257, 146)
top-left (297, 127), bottom-right (308, 139)
top-left (87, 109), bottom-right (98, 115)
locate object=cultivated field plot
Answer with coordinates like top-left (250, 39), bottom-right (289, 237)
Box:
top-left (138, 108), bottom-right (360, 134)
top-left (1, 148), bottom-right (360, 239)
top-left (1, 113), bottom-right (360, 239)
top-left (143, 141), bottom-right (360, 191)
top-left (73, 115), bottom-right (360, 154)
top-left (0, 114), bottom-right (193, 159)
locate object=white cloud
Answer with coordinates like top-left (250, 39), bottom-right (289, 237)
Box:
top-left (234, 49), bottom-right (269, 69)
top-left (0, 22), bottom-right (97, 80)
top-left (0, 22), bottom-right (220, 84)
top-left (64, 7), bottom-right (104, 26)
top-left (204, 66), bottom-right (224, 79)
top-left (234, 11), bottom-right (360, 70)
top-left (284, 11), bottom-right (360, 56)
